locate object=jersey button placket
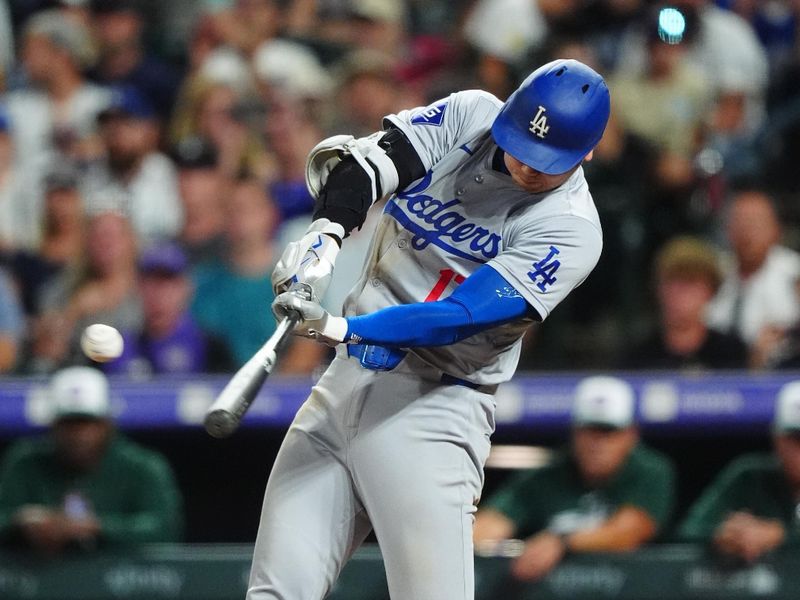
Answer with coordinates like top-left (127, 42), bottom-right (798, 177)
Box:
top-left (397, 239), bottom-right (408, 249)
top-left (370, 277), bottom-right (381, 287)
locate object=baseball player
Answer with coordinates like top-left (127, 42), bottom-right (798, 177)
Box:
top-left (248, 59), bottom-right (611, 600)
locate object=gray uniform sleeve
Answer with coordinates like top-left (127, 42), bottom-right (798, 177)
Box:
top-left (488, 215), bottom-right (602, 320)
top-left (383, 90), bottom-right (503, 172)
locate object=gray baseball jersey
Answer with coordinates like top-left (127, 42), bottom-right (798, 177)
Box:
top-left (248, 89), bottom-right (605, 600)
top-left (343, 90), bottom-right (603, 384)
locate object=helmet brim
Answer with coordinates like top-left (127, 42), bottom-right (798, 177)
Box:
top-left (491, 113), bottom-right (588, 176)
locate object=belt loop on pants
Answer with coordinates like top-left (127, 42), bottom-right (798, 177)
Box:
top-left (346, 344), bottom-right (498, 395)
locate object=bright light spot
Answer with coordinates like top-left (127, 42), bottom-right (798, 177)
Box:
top-left (658, 7), bottom-right (686, 45)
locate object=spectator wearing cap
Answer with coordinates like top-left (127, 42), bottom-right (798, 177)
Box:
top-left (88, 0), bottom-right (182, 120)
top-left (621, 236), bottom-right (748, 370)
top-left (678, 381), bottom-right (800, 560)
top-left (84, 85), bottom-right (183, 245)
top-left (7, 161), bottom-right (85, 317)
top-left (0, 366), bottom-right (184, 554)
top-left (609, 7), bottom-right (712, 197)
top-left (474, 376), bottom-right (676, 582)
top-left (5, 9), bottom-right (110, 170)
top-left (172, 137), bottom-right (228, 265)
top-left (106, 242), bottom-right (233, 376)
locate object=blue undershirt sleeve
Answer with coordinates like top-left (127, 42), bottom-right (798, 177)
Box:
top-left (344, 265), bottom-right (536, 347)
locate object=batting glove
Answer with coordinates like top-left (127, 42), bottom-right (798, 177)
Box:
top-left (271, 218), bottom-right (345, 299)
top-left (272, 291), bottom-right (349, 347)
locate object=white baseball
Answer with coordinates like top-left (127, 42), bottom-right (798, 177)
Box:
top-left (80, 324), bottom-right (124, 363)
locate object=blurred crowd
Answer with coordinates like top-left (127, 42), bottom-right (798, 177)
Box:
top-left (1, 0), bottom-right (800, 376)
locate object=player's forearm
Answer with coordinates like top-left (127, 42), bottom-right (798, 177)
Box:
top-left (344, 265), bottom-right (532, 347)
top-left (345, 299), bottom-right (478, 346)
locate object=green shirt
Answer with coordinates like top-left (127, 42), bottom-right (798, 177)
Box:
top-left (485, 444), bottom-right (676, 539)
top-left (0, 434), bottom-right (184, 546)
top-left (678, 453), bottom-right (800, 543)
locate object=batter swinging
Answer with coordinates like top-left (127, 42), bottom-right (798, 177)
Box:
top-left (247, 59), bottom-right (611, 600)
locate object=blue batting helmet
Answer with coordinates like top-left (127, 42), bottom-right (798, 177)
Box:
top-left (491, 59), bottom-right (611, 175)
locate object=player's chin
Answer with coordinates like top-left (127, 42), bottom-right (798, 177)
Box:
top-left (512, 174), bottom-right (546, 193)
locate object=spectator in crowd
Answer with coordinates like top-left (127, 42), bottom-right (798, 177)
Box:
top-left (107, 242), bottom-right (232, 376)
top-left (7, 162), bottom-right (85, 317)
top-left (334, 50), bottom-right (421, 138)
top-left (0, 366), bottom-right (184, 554)
top-left (84, 86), bottom-right (183, 244)
top-left (5, 9), bottom-right (109, 170)
top-left (678, 380), bottom-right (800, 561)
top-left (706, 190), bottom-right (800, 367)
top-left (262, 98), bottom-right (323, 224)
top-left (209, 0), bottom-right (282, 56)
top-left (609, 9), bottom-right (712, 192)
top-left (0, 107), bottom-right (37, 251)
top-left (191, 177), bottom-right (324, 372)
top-left (615, 1), bottom-right (769, 115)
top-left (284, 0), bottom-right (406, 59)
top-left (172, 136), bottom-right (228, 265)
top-left (191, 176), bottom-right (279, 367)
top-left (474, 376), bottom-right (676, 582)
top-left (170, 80), bottom-right (270, 182)
top-left (30, 209), bottom-right (142, 373)
top-left (622, 236), bottom-right (748, 370)
top-left (462, 0), bottom-right (550, 99)
top-left (0, 265), bottom-right (24, 373)
top-left (88, 0), bottom-right (182, 120)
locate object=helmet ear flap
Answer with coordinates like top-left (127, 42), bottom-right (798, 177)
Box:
top-left (491, 59), bottom-right (611, 175)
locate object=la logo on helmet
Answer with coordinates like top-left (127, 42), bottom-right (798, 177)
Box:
top-left (529, 105), bottom-right (550, 139)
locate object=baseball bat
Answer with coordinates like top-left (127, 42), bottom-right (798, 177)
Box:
top-left (204, 314), bottom-right (299, 438)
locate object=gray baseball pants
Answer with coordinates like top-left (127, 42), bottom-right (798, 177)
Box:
top-left (246, 350), bottom-right (496, 600)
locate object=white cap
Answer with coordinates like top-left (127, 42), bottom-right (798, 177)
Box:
top-left (253, 39), bottom-right (333, 99)
top-left (774, 381), bottom-right (800, 434)
top-left (49, 367), bottom-right (111, 420)
top-left (572, 376), bottom-right (636, 429)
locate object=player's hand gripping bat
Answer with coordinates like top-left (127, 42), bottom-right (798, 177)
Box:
top-left (203, 286), bottom-right (310, 438)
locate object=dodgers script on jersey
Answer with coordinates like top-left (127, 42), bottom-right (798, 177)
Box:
top-left (341, 90), bottom-right (603, 385)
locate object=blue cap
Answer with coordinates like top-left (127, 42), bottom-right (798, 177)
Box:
top-left (138, 242), bottom-right (188, 275)
top-left (99, 85), bottom-right (155, 121)
top-left (492, 59), bottom-right (610, 175)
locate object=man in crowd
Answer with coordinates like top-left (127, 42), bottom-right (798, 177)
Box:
top-left (0, 367), bottom-right (184, 554)
top-left (622, 236), bottom-right (747, 370)
top-left (474, 375), bottom-right (676, 581)
top-left (108, 242), bottom-right (232, 375)
top-left (706, 190), bottom-right (800, 368)
top-left (84, 85), bottom-right (183, 244)
top-left (678, 381), bottom-right (800, 561)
